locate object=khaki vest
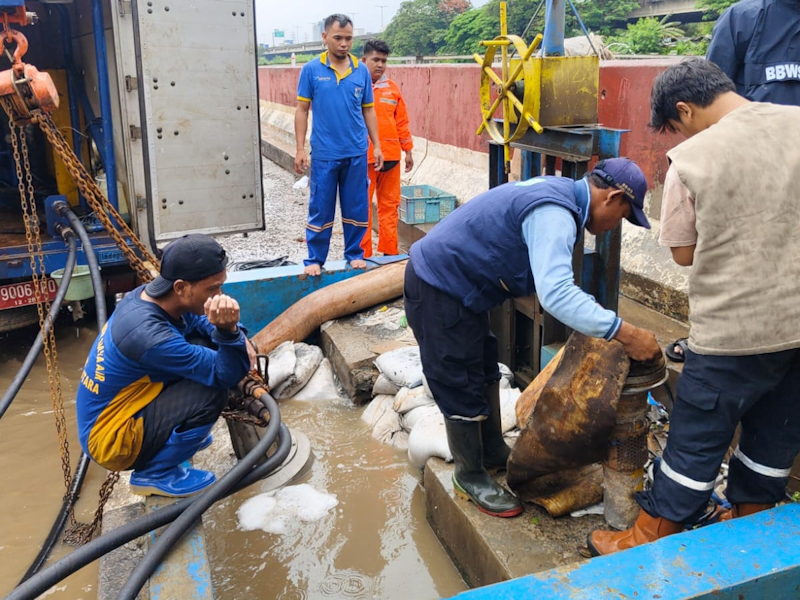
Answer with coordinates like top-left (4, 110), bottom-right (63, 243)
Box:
top-left (668, 102), bottom-right (800, 356)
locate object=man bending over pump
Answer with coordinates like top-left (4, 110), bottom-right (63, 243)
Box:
top-left (76, 234), bottom-right (255, 497)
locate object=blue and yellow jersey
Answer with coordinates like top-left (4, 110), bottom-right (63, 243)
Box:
top-left (296, 52), bottom-right (374, 160)
top-left (76, 286), bottom-right (249, 471)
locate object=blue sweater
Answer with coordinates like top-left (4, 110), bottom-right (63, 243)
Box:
top-left (76, 286), bottom-right (249, 470)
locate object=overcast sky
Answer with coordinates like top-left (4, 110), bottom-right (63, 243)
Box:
top-left (255, 0), bottom-right (489, 45)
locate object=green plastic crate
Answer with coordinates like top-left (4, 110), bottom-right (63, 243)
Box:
top-left (399, 185), bottom-right (456, 224)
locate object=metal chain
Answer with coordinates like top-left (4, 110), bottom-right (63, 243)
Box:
top-left (31, 109), bottom-right (160, 282)
top-left (1, 97), bottom-right (155, 545)
top-left (4, 103), bottom-right (74, 497)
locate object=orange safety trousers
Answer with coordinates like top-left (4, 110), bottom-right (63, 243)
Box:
top-left (360, 162), bottom-right (401, 257)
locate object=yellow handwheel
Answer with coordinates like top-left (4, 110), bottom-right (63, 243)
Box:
top-left (474, 2), bottom-right (544, 172)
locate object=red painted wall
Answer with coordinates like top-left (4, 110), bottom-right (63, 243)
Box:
top-left (259, 58), bottom-right (683, 186)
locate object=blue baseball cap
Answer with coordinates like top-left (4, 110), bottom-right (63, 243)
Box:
top-left (591, 158), bottom-right (650, 229)
top-left (145, 234), bottom-right (229, 297)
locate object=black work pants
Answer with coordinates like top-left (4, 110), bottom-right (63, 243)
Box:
top-left (403, 260), bottom-right (499, 419)
top-left (637, 347), bottom-right (800, 524)
top-left (130, 336), bottom-right (228, 470)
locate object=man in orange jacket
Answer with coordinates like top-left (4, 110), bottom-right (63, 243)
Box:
top-left (360, 39), bottom-right (414, 257)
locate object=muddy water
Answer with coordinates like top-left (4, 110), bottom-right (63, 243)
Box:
top-left (0, 323), bottom-right (105, 598)
top-left (0, 322), bottom-right (467, 599)
top-left (204, 397), bottom-right (467, 600)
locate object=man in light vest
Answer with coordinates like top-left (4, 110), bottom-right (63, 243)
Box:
top-left (405, 159), bottom-right (661, 518)
top-left (589, 59), bottom-right (800, 555)
top-left (359, 39), bottom-right (414, 258)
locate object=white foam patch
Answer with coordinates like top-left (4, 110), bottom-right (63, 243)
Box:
top-left (237, 484), bottom-right (338, 534)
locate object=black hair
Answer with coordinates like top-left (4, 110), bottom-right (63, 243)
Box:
top-left (363, 39), bottom-right (390, 56)
top-left (649, 58), bottom-right (736, 133)
top-left (324, 14), bottom-right (353, 31)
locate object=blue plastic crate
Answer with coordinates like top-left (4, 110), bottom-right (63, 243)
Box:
top-left (399, 185), bottom-right (456, 224)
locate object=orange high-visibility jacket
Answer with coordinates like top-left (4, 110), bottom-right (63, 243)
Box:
top-left (367, 74), bottom-right (413, 163)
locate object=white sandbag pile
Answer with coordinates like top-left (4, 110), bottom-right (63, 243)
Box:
top-left (363, 345), bottom-right (523, 470)
top-left (267, 342), bottom-right (341, 402)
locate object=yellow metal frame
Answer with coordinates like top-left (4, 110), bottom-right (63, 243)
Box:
top-left (474, 1), bottom-right (600, 172)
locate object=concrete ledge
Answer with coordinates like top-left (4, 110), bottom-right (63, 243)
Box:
top-left (424, 458), bottom-right (605, 589)
top-left (98, 503), bottom-right (149, 600)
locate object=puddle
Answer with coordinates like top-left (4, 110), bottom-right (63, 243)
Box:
top-left (0, 323), bottom-right (467, 599)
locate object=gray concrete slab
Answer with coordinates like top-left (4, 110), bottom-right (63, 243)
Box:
top-left (320, 298), bottom-right (413, 404)
top-left (424, 458), bottom-right (605, 589)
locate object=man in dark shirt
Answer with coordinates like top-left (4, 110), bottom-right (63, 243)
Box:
top-left (77, 234), bottom-right (254, 497)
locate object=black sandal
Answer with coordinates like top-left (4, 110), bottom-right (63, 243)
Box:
top-left (665, 337), bottom-right (688, 363)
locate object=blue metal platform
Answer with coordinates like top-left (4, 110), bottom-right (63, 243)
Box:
top-left (448, 503), bottom-right (800, 599)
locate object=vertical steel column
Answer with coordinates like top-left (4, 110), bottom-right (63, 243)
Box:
top-left (489, 143), bottom-right (509, 189)
top-left (521, 150), bottom-right (541, 181)
top-left (543, 0), bottom-right (565, 56)
top-left (56, 5), bottom-right (86, 212)
top-left (91, 0), bottom-right (119, 212)
top-left (595, 224), bottom-right (621, 313)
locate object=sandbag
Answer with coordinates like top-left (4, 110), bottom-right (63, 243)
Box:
top-left (360, 394), bottom-right (404, 446)
top-left (273, 343), bottom-right (323, 400)
top-left (407, 412), bottom-right (452, 469)
top-left (373, 373), bottom-right (401, 396)
top-left (375, 346), bottom-right (423, 389)
top-left (389, 430), bottom-right (410, 451)
top-left (291, 358), bottom-right (340, 401)
top-left (400, 404), bottom-right (441, 433)
top-left (267, 341), bottom-right (296, 390)
top-left (499, 386), bottom-right (522, 434)
top-left (393, 386), bottom-right (435, 414)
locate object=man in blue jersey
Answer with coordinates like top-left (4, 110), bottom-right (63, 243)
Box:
top-left (294, 14), bottom-right (384, 277)
top-left (76, 234), bottom-right (254, 497)
top-left (404, 159), bottom-right (661, 518)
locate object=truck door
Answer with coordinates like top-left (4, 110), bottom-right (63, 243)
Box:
top-left (110, 0), bottom-right (263, 246)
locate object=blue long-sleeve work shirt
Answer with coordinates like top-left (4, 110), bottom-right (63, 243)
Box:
top-left (521, 179), bottom-right (622, 340)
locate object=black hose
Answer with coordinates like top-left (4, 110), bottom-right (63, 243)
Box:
top-left (19, 209), bottom-right (109, 582)
top-left (0, 229), bottom-right (78, 419)
top-left (59, 203), bottom-right (107, 326)
top-left (117, 392), bottom-right (282, 599)
top-left (5, 413), bottom-right (291, 600)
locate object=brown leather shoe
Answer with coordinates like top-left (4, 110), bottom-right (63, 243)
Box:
top-left (719, 502), bottom-right (775, 522)
top-left (587, 509), bottom-right (683, 556)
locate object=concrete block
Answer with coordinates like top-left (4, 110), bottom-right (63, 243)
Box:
top-left (98, 502), bottom-right (149, 600)
top-left (424, 458), bottom-right (605, 589)
top-left (320, 299), bottom-right (412, 404)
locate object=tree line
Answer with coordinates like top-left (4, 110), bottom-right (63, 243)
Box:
top-left (380, 0), bottom-right (735, 57)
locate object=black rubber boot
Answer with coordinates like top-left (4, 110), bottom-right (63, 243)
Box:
top-left (445, 418), bottom-right (523, 518)
top-left (482, 380), bottom-right (511, 472)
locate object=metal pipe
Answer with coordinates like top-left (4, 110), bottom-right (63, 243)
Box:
top-left (55, 5), bottom-right (87, 212)
top-left (603, 361), bottom-right (669, 530)
top-left (542, 0), bottom-right (565, 56)
top-left (91, 0), bottom-right (119, 212)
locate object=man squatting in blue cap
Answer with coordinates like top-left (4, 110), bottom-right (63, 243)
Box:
top-left (76, 234), bottom-right (256, 497)
top-left (404, 158), bottom-right (661, 518)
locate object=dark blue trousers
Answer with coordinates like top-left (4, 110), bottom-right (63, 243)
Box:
top-left (637, 347), bottom-right (800, 524)
top-left (305, 155), bottom-right (369, 267)
top-left (404, 260), bottom-right (500, 419)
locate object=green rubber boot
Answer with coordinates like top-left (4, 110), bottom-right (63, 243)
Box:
top-left (482, 380), bottom-right (511, 472)
top-left (445, 417), bottom-right (522, 518)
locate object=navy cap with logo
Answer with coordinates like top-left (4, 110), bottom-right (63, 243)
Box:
top-left (145, 234), bottom-right (229, 298)
top-left (591, 157), bottom-right (650, 229)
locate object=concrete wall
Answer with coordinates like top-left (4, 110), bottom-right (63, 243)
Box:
top-left (258, 59), bottom-right (683, 188)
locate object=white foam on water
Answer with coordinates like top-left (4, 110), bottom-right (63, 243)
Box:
top-left (237, 483), bottom-right (338, 534)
